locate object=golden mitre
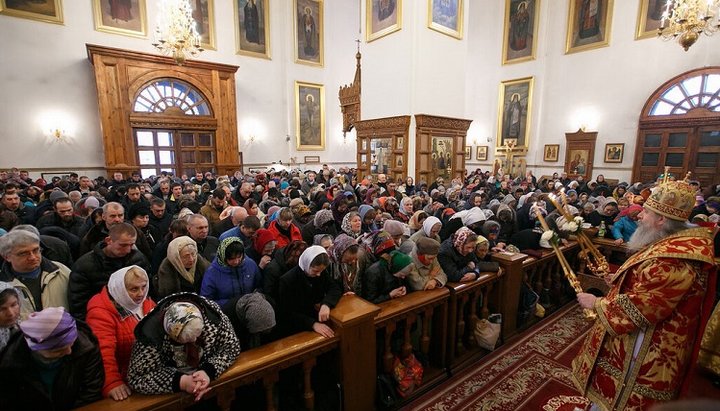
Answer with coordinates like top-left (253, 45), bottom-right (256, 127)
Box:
top-left (644, 177), bottom-right (696, 221)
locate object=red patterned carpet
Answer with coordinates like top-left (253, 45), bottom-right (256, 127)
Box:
top-left (403, 303), bottom-right (594, 411)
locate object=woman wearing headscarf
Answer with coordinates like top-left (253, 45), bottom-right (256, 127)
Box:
top-left (494, 203), bottom-right (517, 245)
top-left (410, 216), bottom-right (442, 244)
top-left (358, 204), bottom-right (378, 233)
top-left (473, 236), bottom-right (501, 273)
top-left (437, 227), bottom-right (480, 283)
top-left (278, 246), bottom-right (342, 338)
top-left (331, 195), bottom-right (351, 230)
top-left (611, 204), bottom-right (642, 244)
top-left (262, 240), bottom-right (307, 305)
top-left (364, 187), bottom-right (378, 205)
top-left (362, 250), bottom-right (414, 304)
top-left (0, 282), bottom-right (26, 352)
top-left (246, 228), bottom-right (276, 269)
top-left (301, 209), bottom-right (337, 245)
top-left (127, 293), bottom-right (240, 400)
top-left (439, 206), bottom-right (486, 242)
top-left (395, 196), bottom-right (414, 223)
top-left (223, 292), bottom-right (275, 350)
top-left (0, 307), bottom-right (103, 410)
top-left (86, 266), bottom-right (156, 401)
top-left (407, 210), bottom-right (428, 234)
top-left (329, 234), bottom-right (366, 295)
top-left (156, 236), bottom-right (211, 299)
top-left (341, 211), bottom-right (363, 240)
top-left (200, 237), bottom-right (262, 309)
top-left (481, 220), bottom-right (504, 251)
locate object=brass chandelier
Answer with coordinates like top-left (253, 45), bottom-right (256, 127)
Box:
top-left (152, 0), bottom-right (204, 65)
top-left (659, 0), bottom-right (720, 51)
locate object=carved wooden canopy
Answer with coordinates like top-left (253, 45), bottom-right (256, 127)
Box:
top-left (339, 51), bottom-right (361, 135)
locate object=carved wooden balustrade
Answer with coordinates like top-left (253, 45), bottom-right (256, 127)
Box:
top-left (76, 332), bottom-right (339, 411)
top-left (373, 287), bottom-right (450, 404)
top-left (445, 271), bottom-right (499, 372)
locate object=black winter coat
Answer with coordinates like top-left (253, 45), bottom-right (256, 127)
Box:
top-left (0, 321), bottom-right (103, 411)
top-left (361, 259), bottom-right (404, 304)
top-left (278, 265), bottom-right (342, 337)
top-left (68, 242), bottom-right (150, 320)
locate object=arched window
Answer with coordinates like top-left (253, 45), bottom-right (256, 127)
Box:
top-left (635, 67), bottom-right (720, 187)
top-left (649, 73), bottom-right (720, 116)
top-left (133, 78), bottom-right (212, 115)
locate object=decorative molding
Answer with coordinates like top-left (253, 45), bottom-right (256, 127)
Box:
top-left (415, 114), bottom-right (472, 131)
top-left (86, 44), bottom-right (238, 73)
top-left (354, 115), bottom-right (411, 133)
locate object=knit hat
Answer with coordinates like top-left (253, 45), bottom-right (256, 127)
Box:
top-left (20, 307), bottom-right (77, 351)
top-left (163, 302), bottom-right (204, 343)
top-left (383, 219), bottom-right (405, 237)
top-left (253, 228), bottom-right (276, 255)
top-left (84, 196), bottom-right (100, 209)
top-left (389, 250), bottom-right (413, 274)
top-left (415, 237), bottom-right (440, 255)
top-left (49, 190), bottom-right (69, 203)
top-left (235, 293), bottom-right (276, 334)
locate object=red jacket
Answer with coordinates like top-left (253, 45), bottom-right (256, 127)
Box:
top-left (86, 287), bottom-right (156, 397)
top-left (267, 220), bottom-right (302, 249)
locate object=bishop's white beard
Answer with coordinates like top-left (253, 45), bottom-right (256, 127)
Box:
top-left (626, 221), bottom-right (666, 252)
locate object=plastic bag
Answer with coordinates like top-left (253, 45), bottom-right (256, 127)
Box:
top-left (474, 318), bottom-right (501, 351)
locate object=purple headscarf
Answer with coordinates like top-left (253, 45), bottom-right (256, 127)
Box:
top-left (20, 307), bottom-right (77, 351)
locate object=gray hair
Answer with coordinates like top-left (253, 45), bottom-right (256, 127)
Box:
top-left (10, 224), bottom-right (40, 237)
top-left (186, 213), bottom-right (208, 226)
top-left (0, 230), bottom-right (40, 257)
top-left (103, 201), bottom-right (124, 214)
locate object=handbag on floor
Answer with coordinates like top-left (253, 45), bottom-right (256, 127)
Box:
top-left (393, 353), bottom-right (424, 398)
top-left (474, 318), bottom-right (501, 351)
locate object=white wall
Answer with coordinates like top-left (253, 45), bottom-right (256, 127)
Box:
top-left (0, 1), bottom-right (718, 181)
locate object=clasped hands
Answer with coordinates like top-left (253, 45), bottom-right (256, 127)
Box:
top-left (180, 370), bottom-right (211, 401)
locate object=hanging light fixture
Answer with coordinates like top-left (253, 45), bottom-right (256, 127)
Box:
top-left (659, 0), bottom-right (720, 51)
top-left (152, 0), bottom-right (204, 65)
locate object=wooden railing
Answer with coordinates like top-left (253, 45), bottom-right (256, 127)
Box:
top-left (76, 244), bottom-right (597, 411)
top-left (446, 272), bottom-right (499, 372)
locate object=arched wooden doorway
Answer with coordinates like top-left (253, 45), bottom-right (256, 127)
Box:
top-left (87, 44), bottom-right (241, 178)
top-left (634, 67), bottom-right (720, 187)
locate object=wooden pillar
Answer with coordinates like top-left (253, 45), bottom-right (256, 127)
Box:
top-left (330, 295), bottom-right (381, 411)
top-left (491, 252), bottom-right (528, 339)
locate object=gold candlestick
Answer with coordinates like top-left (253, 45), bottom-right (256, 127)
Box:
top-left (533, 204), bottom-right (597, 320)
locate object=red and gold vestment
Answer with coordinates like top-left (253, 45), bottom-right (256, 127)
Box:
top-left (572, 227), bottom-right (716, 410)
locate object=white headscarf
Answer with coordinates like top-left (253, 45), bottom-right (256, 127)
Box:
top-left (298, 245), bottom-right (328, 273)
top-left (108, 265), bottom-right (149, 319)
top-left (422, 216), bottom-right (442, 237)
top-left (451, 207), bottom-right (486, 226)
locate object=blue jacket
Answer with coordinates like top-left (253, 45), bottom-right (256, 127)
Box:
top-left (611, 216), bottom-right (637, 242)
top-left (200, 255), bottom-right (262, 309)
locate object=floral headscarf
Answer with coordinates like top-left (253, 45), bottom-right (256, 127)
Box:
top-left (331, 234), bottom-right (357, 263)
top-left (408, 210), bottom-right (428, 231)
top-left (452, 227), bottom-right (473, 252)
top-left (341, 211), bottom-right (362, 239)
top-left (216, 237), bottom-right (245, 267)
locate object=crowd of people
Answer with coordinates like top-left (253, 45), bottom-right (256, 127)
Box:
top-left (0, 165), bottom-right (718, 409)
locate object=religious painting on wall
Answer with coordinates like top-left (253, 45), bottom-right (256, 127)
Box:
top-left (544, 144), bottom-right (560, 162)
top-left (431, 136), bottom-right (454, 180)
top-left (366, 0), bottom-right (401, 42)
top-left (476, 146), bottom-right (488, 161)
top-left (604, 143), bottom-right (624, 163)
top-left (635, 0), bottom-right (670, 40)
top-left (428, 0), bottom-right (463, 39)
top-left (496, 76), bottom-right (534, 151)
top-left (294, 0), bottom-right (323, 66)
top-left (295, 81), bottom-right (325, 151)
top-left (464, 146), bottom-right (471, 160)
top-left (0, 0), bottom-right (63, 24)
top-left (502, 0), bottom-right (540, 65)
top-left (370, 138), bottom-right (392, 175)
top-left (189, 0), bottom-right (216, 50)
top-left (568, 148), bottom-right (590, 175)
top-left (235, 0), bottom-right (270, 58)
top-left (92, 0), bottom-right (146, 38)
top-left (565, 0), bottom-right (614, 54)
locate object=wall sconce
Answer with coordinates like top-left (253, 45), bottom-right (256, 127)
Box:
top-left (48, 128), bottom-right (66, 141)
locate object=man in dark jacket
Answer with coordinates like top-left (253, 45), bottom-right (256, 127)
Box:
top-left (68, 222), bottom-right (149, 320)
top-left (35, 197), bottom-right (85, 237)
top-left (0, 307), bottom-right (103, 411)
